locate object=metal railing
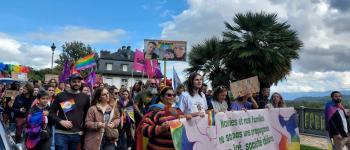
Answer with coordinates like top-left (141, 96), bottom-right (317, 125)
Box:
top-left (295, 106), bottom-right (326, 137)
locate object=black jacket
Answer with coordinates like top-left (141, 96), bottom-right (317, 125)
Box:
top-left (329, 109), bottom-right (350, 137)
top-left (13, 94), bottom-right (34, 118)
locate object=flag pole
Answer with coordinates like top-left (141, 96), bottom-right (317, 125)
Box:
top-left (164, 59), bottom-right (167, 85)
top-left (131, 70), bottom-right (134, 90)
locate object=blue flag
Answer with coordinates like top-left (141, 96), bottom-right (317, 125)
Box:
top-left (173, 67), bottom-right (181, 90)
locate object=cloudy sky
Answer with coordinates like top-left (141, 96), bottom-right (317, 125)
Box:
top-left (1, 0), bottom-right (350, 95)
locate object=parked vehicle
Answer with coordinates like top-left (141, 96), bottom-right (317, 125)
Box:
top-left (0, 121), bottom-right (24, 150)
top-left (0, 78), bottom-right (24, 87)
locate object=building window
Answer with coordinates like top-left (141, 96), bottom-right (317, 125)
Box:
top-left (105, 78), bottom-right (112, 85)
top-left (121, 79), bottom-right (128, 85)
top-left (122, 64), bottom-right (128, 72)
top-left (106, 63), bottom-right (113, 71)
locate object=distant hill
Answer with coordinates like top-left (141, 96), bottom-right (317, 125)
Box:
top-left (285, 94), bottom-right (350, 109)
top-left (281, 90), bottom-right (350, 100)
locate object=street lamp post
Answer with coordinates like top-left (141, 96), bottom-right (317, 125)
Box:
top-left (51, 43), bottom-right (56, 70)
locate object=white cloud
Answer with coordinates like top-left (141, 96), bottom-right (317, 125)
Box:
top-left (0, 33), bottom-right (60, 69)
top-left (27, 26), bottom-right (126, 44)
top-left (159, 0), bottom-right (350, 93)
top-left (271, 71), bottom-right (350, 93)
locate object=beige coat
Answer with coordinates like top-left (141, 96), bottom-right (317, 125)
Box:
top-left (84, 104), bottom-right (120, 150)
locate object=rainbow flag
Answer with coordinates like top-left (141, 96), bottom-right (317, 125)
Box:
top-left (59, 99), bottom-right (76, 113)
top-left (75, 53), bottom-right (96, 70)
top-left (208, 110), bottom-right (215, 126)
top-left (169, 120), bottom-right (194, 150)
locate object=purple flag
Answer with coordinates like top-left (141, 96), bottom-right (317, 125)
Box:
top-left (155, 67), bottom-right (163, 80)
top-left (59, 61), bottom-right (71, 83)
top-left (85, 71), bottom-right (96, 89)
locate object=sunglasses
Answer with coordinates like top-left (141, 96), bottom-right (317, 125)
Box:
top-left (114, 92), bottom-right (119, 95)
top-left (150, 83), bottom-right (157, 85)
top-left (165, 93), bottom-right (176, 97)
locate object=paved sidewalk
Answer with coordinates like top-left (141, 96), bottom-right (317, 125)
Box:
top-left (300, 134), bottom-right (329, 150)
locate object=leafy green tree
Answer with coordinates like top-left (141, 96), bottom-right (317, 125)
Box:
top-left (27, 68), bottom-right (59, 81)
top-left (186, 37), bottom-right (231, 87)
top-left (55, 41), bottom-right (97, 77)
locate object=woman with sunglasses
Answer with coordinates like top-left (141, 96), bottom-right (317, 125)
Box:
top-left (137, 86), bottom-right (185, 150)
top-left (84, 87), bottom-right (120, 150)
top-left (211, 86), bottom-right (229, 112)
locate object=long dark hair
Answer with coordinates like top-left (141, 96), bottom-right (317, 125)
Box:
top-left (23, 83), bottom-right (34, 98)
top-left (187, 72), bottom-right (202, 97)
top-left (91, 87), bottom-right (106, 106)
top-left (270, 92), bottom-right (284, 107)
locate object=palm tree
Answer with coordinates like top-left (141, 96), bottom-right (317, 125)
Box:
top-left (222, 12), bottom-right (303, 88)
top-left (185, 37), bottom-right (231, 87)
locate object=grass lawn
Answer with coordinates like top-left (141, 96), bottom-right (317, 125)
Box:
top-left (301, 144), bottom-right (324, 150)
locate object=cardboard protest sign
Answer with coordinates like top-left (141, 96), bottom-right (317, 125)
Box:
top-left (11, 73), bottom-right (28, 81)
top-left (230, 76), bottom-right (260, 97)
top-left (144, 39), bottom-right (187, 61)
top-left (45, 74), bottom-right (59, 83)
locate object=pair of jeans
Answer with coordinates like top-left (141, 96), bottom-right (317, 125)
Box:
top-left (15, 117), bottom-right (26, 143)
top-left (50, 126), bottom-right (55, 150)
top-left (55, 133), bottom-right (81, 150)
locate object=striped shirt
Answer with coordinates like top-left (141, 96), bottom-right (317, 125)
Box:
top-left (211, 100), bottom-right (228, 112)
top-left (141, 108), bottom-right (183, 150)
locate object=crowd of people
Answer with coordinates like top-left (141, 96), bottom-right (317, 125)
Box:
top-left (0, 72), bottom-right (291, 150)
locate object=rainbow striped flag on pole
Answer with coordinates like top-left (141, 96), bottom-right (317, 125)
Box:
top-left (75, 53), bottom-right (96, 71)
top-left (60, 99), bottom-right (76, 113)
top-left (208, 110), bottom-right (215, 126)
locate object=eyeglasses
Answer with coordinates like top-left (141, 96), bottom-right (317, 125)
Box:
top-left (165, 93), bottom-right (176, 97)
top-left (150, 83), bottom-right (157, 85)
top-left (114, 92), bottom-right (119, 95)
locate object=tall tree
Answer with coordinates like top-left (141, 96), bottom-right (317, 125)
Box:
top-left (186, 37), bottom-right (231, 87)
top-left (223, 12), bottom-right (303, 88)
top-left (186, 12), bottom-right (303, 89)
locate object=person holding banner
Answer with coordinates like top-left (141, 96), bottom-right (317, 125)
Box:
top-left (49, 73), bottom-right (90, 150)
top-left (139, 86), bottom-right (185, 150)
top-left (325, 91), bottom-right (350, 150)
top-left (210, 86), bottom-right (229, 112)
top-left (265, 92), bottom-right (286, 108)
top-left (179, 72), bottom-right (207, 117)
top-left (230, 92), bottom-right (258, 111)
top-left (84, 87), bottom-right (120, 150)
